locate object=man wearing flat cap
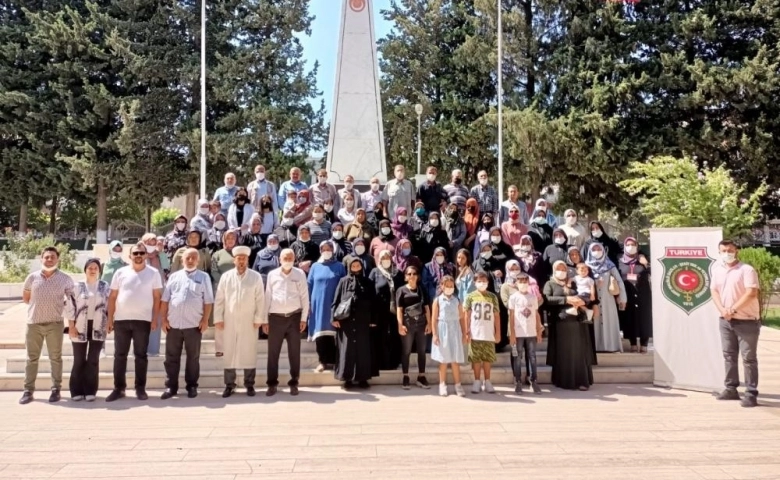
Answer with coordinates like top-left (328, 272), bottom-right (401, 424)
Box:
top-left (214, 245), bottom-right (266, 398)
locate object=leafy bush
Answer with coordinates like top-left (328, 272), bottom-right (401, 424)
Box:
top-left (151, 207), bottom-right (180, 227)
top-left (0, 229), bottom-right (79, 282)
top-left (737, 247), bottom-right (780, 320)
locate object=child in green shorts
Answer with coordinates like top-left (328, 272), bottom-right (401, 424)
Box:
top-left (463, 271), bottom-right (501, 394)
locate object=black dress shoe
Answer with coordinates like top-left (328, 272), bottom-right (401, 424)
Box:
top-left (105, 389), bottom-right (125, 402)
top-left (186, 387), bottom-right (198, 399)
top-left (160, 390), bottom-right (176, 400)
top-left (289, 385), bottom-right (299, 396)
top-left (136, 389), bottom-right (149, 401)
top-left (266, 386), bottom-right (277, 397)
top-left (246, 386), bottom-right (256, 397)
top-left (741, 395), bottom-right (758, 408)
top-left (342, 381), bottom-right (354, 390)
top-left (358, 381), bottom-right (370, 389)
top-left (222, 387), bottom-right (234, 398)
top-left (716, 389), bottom-right (740, 401)
top-left (19, 391), bottom-right (33, 405)
top-left (48, 388), bottom-right (61, 403)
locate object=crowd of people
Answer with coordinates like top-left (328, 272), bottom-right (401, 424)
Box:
top-left (19, 163), bottom-right (661, 403)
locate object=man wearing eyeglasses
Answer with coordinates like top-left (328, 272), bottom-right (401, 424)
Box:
top-left (105, 242), bottom-right (163, 402)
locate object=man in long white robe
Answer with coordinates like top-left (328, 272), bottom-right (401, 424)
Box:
top-left (214, 246), bottom-right (265, 397)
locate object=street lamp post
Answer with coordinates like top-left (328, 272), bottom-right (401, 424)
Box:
top-left (415, 103), bottom-right (423, 174)
top-left (497, 0), bottom-right (504, 205)
top-left (199, 0), bottom-right (207, 200)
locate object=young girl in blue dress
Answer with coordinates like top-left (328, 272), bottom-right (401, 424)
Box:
top-left (431, 275), bottom-right (468, 397)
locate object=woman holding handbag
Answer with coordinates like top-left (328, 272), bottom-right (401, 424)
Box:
top-left (395, 265), bottom-right (432, 390)
top-left (585, 243), bottom-right (627, 353)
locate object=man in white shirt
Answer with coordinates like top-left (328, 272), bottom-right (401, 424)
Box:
top-left (159, 248), bottom-right (214, 400)
top-left (361, 176), bottom-right (383, 211)
top-left (106, 242), bottom-right (163, 402)
top-left (382, 164), bottom-right (415, 221)
top-left (262, 248), bottom-right (310, 397)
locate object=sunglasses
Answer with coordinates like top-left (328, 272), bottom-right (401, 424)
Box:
top-left (131, 252), bottom-right (146, 257)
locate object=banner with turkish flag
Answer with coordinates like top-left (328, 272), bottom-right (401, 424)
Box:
top-left (650, 228), bottom-right (725, 392)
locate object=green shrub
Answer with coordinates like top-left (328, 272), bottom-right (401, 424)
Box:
top-left (737, 247), bottom-right (780, 320)
top-left (151, 207), bottom-right (181, 227)
top-left (0, 229), bottom-right (79, 282)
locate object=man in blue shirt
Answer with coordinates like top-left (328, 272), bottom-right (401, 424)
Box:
top-left (213, 173), bottom-right (239, 216)
top-left (278, 167), bottom-right (308, 208)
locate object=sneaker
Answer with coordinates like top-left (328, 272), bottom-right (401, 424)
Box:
top-left (19, 391), bottom-right (34, 405)
top-left (85, 395), bottom-right (96, 402)
top-left (514, 383), bottom-right (523, 394)
top-left (484, 380), bottom-right (496, 394)
top-left (454, 384), bottom-right (466, 397)
top-left (314, 363), bottom-right (325, 373)
top-left (741, 395), bottom-right (758, 408)
top-left (72, 395), bottom-right (85, 402)
top-left (416, 376), bottom-right (430, 389)
top-left (105, 389), bottom-right (125, 402)
top-left (471, 380), bottom-right (482, 394)
top-left (531, 381), bottom-right (542, 394)
top-left (402, 375), bottom-right (411, 390)
top-left (716, 389), bottom-right (740, 401)
top-left (439, 383), bottom-right (448, 397)
top-left (48, 388), bottom-right (61, 403)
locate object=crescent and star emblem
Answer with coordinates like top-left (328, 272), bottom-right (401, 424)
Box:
top-left (349, 0), bottom-right (366, 12)
top-left (675, 270), bottom-right (700, 292)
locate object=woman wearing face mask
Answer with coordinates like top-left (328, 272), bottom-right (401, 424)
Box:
top-left (463, 198), bottom-right (481, 252)
top-left (331, 257), bottom-right (376, 389)
top-left (527, 208), bottom-right (554, 254)
top-left (515, 235), bottom-right (546, 286)
top-left (422, 246), bottom-right (456, 304)
top-left (580, 221), bottom-right (622, 265)
top-left (585, 243), bottom-right (627, 353)
top-left (396, 264), bottom-right (433, 390)
top-left (141, 232), bottom-right (169, 357)
top-left (102, 240), bottom-right (127, 283)
top-left (164, 215), bottom-right (189, 261)
top-left (329, 222), bottom-right (353, 262)
top-left (290, 225), bottom-right (321, 276)
top-left (543, 228), bottom-right (570, 271)
top-left (472, 240), bottom-right (503, 295)
top-left (368, 250), bottom-right (404, 371)
top-left (337, 192), bottom-right (358, 225)
top-left (206, 213), bottom-right (228, 254)
top-left (190, 198), bottom-right (213, 234)
top-left (345, 208), bottom-right (375, 243)
top-left (393, 238), bottom-right (421, 273)
top-left (559, 209), bottom-right (586, 249)
top-left (367, 201), bottom-right (385, 232)
top-left (410, 200), bottom-right (427, 232)
top-left (533, 198), bottom-right (558, 229)
top-left (239, 213), bottom-right (265, 267)
top-left (342, 238), bottom-right (375, 274)
top-left (391, 206), bottom-right (413, 240)
top-left (257, 194), bottom-right (278, 245)
top-left (209, 230), bottom-right (239, 357)
top-left (307, 241), bottom-right (346, 372)
top-left (617, 237), bottom-right (651, 353)
top-left (417, 211), bottom-right (451, 265)
top-left (500, 259), bottom-right (543, 383)
top-left (227, 187), bottom-right (254, 230)
top-left (252, 234), bottom-right (281, 284)
top-left (455, 249), bottom-right (476, 303)
top-left (171, 230), bottom-right (211, 274)
top-left (444, 203), bottom-right (466, 257)
top-left (272, 211), bottom-right (298, 248)
top-left (323, 199), bottom-right (337, 223)
top-left (370, 219), bottom-right (398, 262)
top-left (565, 246), bottom-right (584, 278)
top-left (544, 260), bottom-right (594, 391)
top-left (290, 189), bottom-right (313, 227)
top-left (471, 213), bottom-right (495, 261)
top-left (304, 204), bottom-right (332, 246)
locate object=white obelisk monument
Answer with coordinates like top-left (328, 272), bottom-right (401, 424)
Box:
top-left (325, 0), bottom-right (387, 184)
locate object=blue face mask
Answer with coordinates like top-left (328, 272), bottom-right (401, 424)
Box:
top-left (402, 248), bottom-right (411, 256)
top-left (415, 208), bottom-right (426, 217)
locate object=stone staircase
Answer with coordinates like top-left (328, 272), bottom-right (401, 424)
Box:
top-left (0, 327), bottom-right (654, 390)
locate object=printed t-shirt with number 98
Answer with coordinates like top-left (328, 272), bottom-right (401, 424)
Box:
top-left (463, 290), bottom-right (499, 342)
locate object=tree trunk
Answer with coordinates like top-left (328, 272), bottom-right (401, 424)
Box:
top-left (48, 196), bottom-right (58, 235)
top-left (96, 178), bottom-right (108, 243)
top-left (18, 201), bottom-right (28, 233)
top-left (185, 180), bottom-right (197, 220)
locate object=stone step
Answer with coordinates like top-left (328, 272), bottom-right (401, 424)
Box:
top-left (4, 351), bottom-right (654, 374)
top-left (0, 365), bottom-right (654, 391)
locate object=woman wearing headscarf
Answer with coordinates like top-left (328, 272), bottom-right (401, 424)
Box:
top-left (343, 238), bottom-right (375, 274)
top-left (164, 215), bottom-right (189, 261)
top-left (463, 198), bottom-right (480, 252)
top-left (206, 213), bottom-right (228, 254)
top-left (190, 198), bottom-right (213, 234)
top-left (391, 206), bottom-right (413, 240)
top-left (559, 209), bottom-right (587, 250)
top-left (485, 229), bottom-right (512, 350)
top-left (370, 219), bottom-right (398, 263)
top-left (142, 232), bottom-right (169, 359)
top-left (307, 241), bottom-right (347, 372)
top-left (367, 200), bottom-right (386, 233)
top-left (410, 200), bottom-right (427, 233)
top-left (444, 203), bottom-right (466, 258)
top-left (101, 240), bottom-right (127, 283)
top-left (323, 198), bottom-right (337, 223)
top-left (455, 249), bottom-right (475, 304)
top-left (171, 230), bottom-right (211, 274)
top-left (543, 228), bottom-right (570, 270)
top-left (422, 246), bottom-right (456, 304)
top-left (471, 213), bottom-right (495, 261)
top-left (488, 226), bottom-right (513, 270)
top-left (337, 191), bottom-right (359, 225)
top-left (515, 235), bottom-right (547, 286)
top-left (369, 249), bottom-right (404, 370)
top-left (473, 240), bottom-right (503, 295)
top-left (227, 187), bottom-right (254, 230)
top-left (528, 208), bottom-right (554, 254)
top-left (534, 198), bottom-right (558, 229)
top-left (240, 213), bottom-right (265, 267)
top-left (290, 189), bottom-right (313, 227)
top-left (65, 258), bottom-right (109, 401)
top-left (581, 221), bottom-right (623, 265)
top-left (330, 222), bottom-right (353, 263)
top-left (565, 246), bottom-right (584, 278)
top-left (417, 211), bottom-right (451, 265)
top-left (500, 203), bottom-right (528, 247)
top-left (585, 242), bottom-right (627, 353)
top-left (252, 234), bottom-right (281, 283)
top-left (345, 208), bottom-right (375, 243)
top-left (332, 257), bottom-right (376, 389)
top-left (393, 238), bottom-right (422, 273)
top-left (617, 237), bottom-right (652, 353)
top-left (273, 210), bottom-right (298, 248)
top-left (305, 204), bottom-right (332, 246)
top-left (210, 229), bottom-right (238, 357)
top-left (543, 260), bottom-right (594, 390)
top-left (290, 225), bottom-right (320, 276)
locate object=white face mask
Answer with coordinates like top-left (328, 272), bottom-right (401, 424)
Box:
top-left (381, 227), bottom-right (392, 235)
top-left (255, 172), bottom-right (265, 181)
top-left (533, 217), bottom-right (547, 225)
top-left (427, 174), bottom-right (436, 182)
top-left (321, 251), bottom-right (333, 260)
top-left (284, 200), bottom-right (295, 210)
top-left (184, 265), bottom-right (197, 272)
top-left (345, 200), bottom-right (354, 208)
top-left (355, 245), bottom-right (366, 256)
top-left (517, 284), bottom-right (530, 294)
top-left (318, 176), bottom-right (327, 185)
top-left (313, 212), bottom-right (324, 221)
top-left (281, 260), bottom-right (294, 270)
top-left (508, 270), bottom-right (519, 279)
top-left (214, 220), bottom-right (226, 230)
top-left (198, 207), bottom-right (209, 216)
top-left (479, 178), bottom-right (488, 186)
top-left (430, 219), bottom-right (439, 227)
top-left (42, 264), bottom-right (58, 272)
top-left (395, 171), bottom-right (404, 180)
top-left (398, 215), bottom-right (407, 223)
top-left (381, 259), bottom-right (392, 269)
top-left (591, 250), bottom-right (604, 260)
top-left (109, 251), bottom-right (122, 260)
top-left (297, 196), bottom-right (306, 205)
top-left (345, 182), bottom-right (354, 190)
top-left (625, 245), bottom-right (637, 255)
top-left (176, 222), bottom-right (186, 231)
top-left (435, 256), bottom-right (445, 265)
top-left (721, 252), bottom-right (736, 264)
top-left (333, 231), bottom-right (344, 240)
top-left (480, 251), bottom-right (492, 260)
top-left (443, 287), bottom-right (455, 296)
top-left (324, 204), bottom-right (334, 213)
top-left (554, 270), bottom-right (568, 280)
top-left (371, 183), bottom-right (380, 192)
top-left (282, 218), bottom-right (294, 226)
top-left (143, 244), bottom-right (155, 253)
top-left (268, 244), bottom-right (279, 251)
top-left (592, 229), bottom-right (603, 238)
top-left (554, 236), bottom-right (566, 245)
top-left (491, 235), bottom-right (502, 244)
top-left (475, 282), bottom-right (488, 291)
top-left (566, 216), bottom-right (577, 226)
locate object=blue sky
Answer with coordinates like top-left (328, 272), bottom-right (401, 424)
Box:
top-left (300, 0), bottom-right (393, 118)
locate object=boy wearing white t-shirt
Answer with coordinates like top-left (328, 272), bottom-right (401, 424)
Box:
top-left (509, 273), bottom-right (544, 395)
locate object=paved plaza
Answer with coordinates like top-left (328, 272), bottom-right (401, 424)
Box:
top-left (0, 302), bottom-right (778, 479)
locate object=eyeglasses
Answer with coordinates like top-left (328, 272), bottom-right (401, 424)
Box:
top-left (131, 252), bottom-right (146, 257)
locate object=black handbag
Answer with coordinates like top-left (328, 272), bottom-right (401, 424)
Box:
top-left (333, 296), bottom-right (354, 321)
top-left (404, 301), bottom-right (424, 321)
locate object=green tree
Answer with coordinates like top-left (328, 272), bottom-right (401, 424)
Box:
top-left (619, 155), bottom-right (766, 239)
top-left (737, 248), bottom-right (780, 320)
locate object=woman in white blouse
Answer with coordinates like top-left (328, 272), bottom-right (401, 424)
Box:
top-left (227, 187), bottom-right (255, 230)
top-left (65, 258), bottom-right (110, 401)
top-left (337, 191), bottom-right (359, 225)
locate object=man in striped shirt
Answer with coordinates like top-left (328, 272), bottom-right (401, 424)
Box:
top-left (470, 170), bottom-right (499, 220)
top-left (443, 169), bottom-right (469, 214)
